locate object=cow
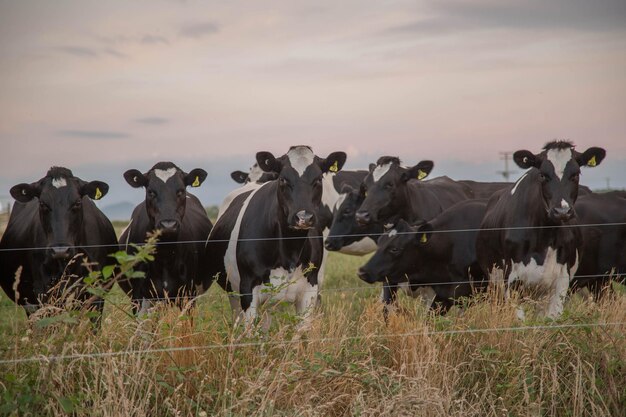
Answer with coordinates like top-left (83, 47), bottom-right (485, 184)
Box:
top-left (119, 162), bottom-right (213, 314)
top-left (324, 185), bottom-right (382, 254)
top-left (355, 157), bottom-right (474, 228)
top-left (230, 163), bottom-right (278, 185)
top-left (0, 167), bottom-right (117, 321)
top-left (458, 180), bottom-right (511, 199)
top-left (205, 146), bottom-right (346, 328)
top-left (476, 141), bottom-right (606, 319)
top-left (358, 199), bottom-right (489, 314)
top-left (573, 191), bottom-right (626, 296)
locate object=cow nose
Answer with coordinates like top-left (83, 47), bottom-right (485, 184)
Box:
top-left (324, 238), bottom-right (340, 251)
top-left (550, 207), bottom-right (573, 221)
top-left (357, 268), bottom-right (374, 283)
top-left (295, 210), bottom-right (314, 228)
top-left (51, 246), bottom-right (71, 260)
top-left (158, 219), bottom-right (180, 231)
top-left (355, 211), bottom-right (371, 225)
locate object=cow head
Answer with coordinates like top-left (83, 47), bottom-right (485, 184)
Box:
top-left (358, 219), bottom-right (429, 284)
top-left (513, 141), bottom-right (605, 223)
top-left (325, 184), bottom-right (368, 251)
top-left (355, 157), bottom-right (433, 226)
top-left (124, 162), bottom-right (207, 238)
top-left (10, 167), bottom-right (109, 260)
top-left (257, 146), bottom-right (347, 230)
top-left (230, 163), bottom-right (278, 184)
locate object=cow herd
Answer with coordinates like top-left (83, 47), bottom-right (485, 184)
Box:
top-left (0, 142), bottom-right (624, 327)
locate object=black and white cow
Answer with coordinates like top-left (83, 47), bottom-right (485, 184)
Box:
top-left (476, 141), bottom-right (606, 319)
top-left (119, 162), bottom-right (213, 313)
top-left (573, 191), bottom-right (626, 295)
top-left (358, 199), bottom-right (489, 313)
top-left (324, 185), bottom-right (382, 254)
top-left (230, 163), bottom-right (279, 185)
top-left (458, 180), bottom-right (511, 199)
top-left (355, 157), bottom-right (473, 227)
top-left (205, 146), bottom-right (346, 325)
top-left (0, 167), bottom-right (117, 318)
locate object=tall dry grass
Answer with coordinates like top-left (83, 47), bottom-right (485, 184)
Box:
top-left (1, 279), bottom-right (624, 417)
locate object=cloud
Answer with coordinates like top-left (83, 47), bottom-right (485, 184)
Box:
top-left (179, 21), bottom-right (219, 38)
top-left (56, 45), bottom-right (126, 59)
top-left (134, 117), bottom-right (169, 125)
top-left (56, 46), bottom-right (99, 58)
top-left (383, 0), bottom-right (626, 37)
top-left (56, 130), bottom-right (130, 139)
top-left (141, 35), bottom-right (169, 45)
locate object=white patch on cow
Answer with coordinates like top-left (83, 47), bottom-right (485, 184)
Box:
top-left (546, 147), bottom-right (572, 180)
top-left (321, 172), bottom-right (340, 222)
top-left (247, 164), bottom-right (264, 183)
top-left (120, 218), bottom-right (133, 250)
top-left (52, 177), bottom-right (67, 188)
top-left (510, 172), bottom-right (529, 195)
top-left (333, 193), bottom-right (347, 211)
top-left (23, 303), bottom-right (39, 314)
top-left (138, 299), bottom-right (153, 318)
top-left (560, 199), bottom-right (570, 209)
top-left (214, 181), bottom-right (262, 223)
top-left (338, 237), bottom-right (378, 256)
top-left (222, 182), bottom-right (270, 293)
top-left (507, 247), bottom-right (575, 319)
top-left (388, 229), bottom-right (398, 237)
top-left (154, 168), bottom-right (177, 183)
top-left (163, 280), bottom-right (168, 289)
top-left (287, 146), bottom-right (315, 176)
top-left (372, 163), bottom-right (391, 182)
top-left (400, 284), bottom-right (437, 308)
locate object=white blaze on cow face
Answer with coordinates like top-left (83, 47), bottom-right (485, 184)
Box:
top-left (287, 146), bottom-right (315, 176)
top-left (560, 199), bottom-right (570, 209)
top-left (52, 177), bottom-right (67, 188)
top-left (247, 164), bottom-right (264, 183)
top-left (372, 163), bottom-right (392, 183)
top-left (510, 172), bottom-right (529, 195)
top-left (154, 168), bottom-right (177, 183)
top-left (546, 147), bottom-right (573, 180)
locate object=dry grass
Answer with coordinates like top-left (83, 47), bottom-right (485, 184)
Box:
top-left (0, 252), bottom-right (625, 417)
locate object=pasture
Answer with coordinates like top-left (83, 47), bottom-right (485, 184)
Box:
top-left (0, 218), bottom-right (624, 417)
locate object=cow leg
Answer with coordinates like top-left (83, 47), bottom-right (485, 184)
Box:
top-left (545, 272), bottom-right (570, 319)
top-left (239, 281), bottom-right (260, 329)
top-left (138, 298), bottom-right (153, 318)
top-left (381, 284), bottom-right (399, 321)
top-left (295, 281), bottom-right (318, 333)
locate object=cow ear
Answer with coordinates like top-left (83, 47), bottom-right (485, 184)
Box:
top-left (340, 183), bottom-right (355, 194)
top-left (256, 151), bottom-right (282, 173)
top-left (124, 169), bottom-right (147, 188)
top-left (513, 150), bottom-right (538, 169)
top-left (185, 168), bottom-right (208, 188)
top-left (577, 147), bottom-right (606, 168)
top-left (416, 223), bottom-right (433, 245)
top-left (231, 170), bottom-right (248, 184)
top-left (82, 181), bottom-right (109, 200)
top-left (10, 183), bottom-right (40, 203)
top-left (404, 160), bottom-right (434, 182)
top-left (320, 152), bottom-right (347, 173)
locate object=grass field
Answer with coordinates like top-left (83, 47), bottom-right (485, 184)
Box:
top-left (0, 223), bottom-right (625, 416)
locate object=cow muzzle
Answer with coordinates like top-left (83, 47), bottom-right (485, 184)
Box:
top-left (324, 237), bottom-right (342, 251)
top-left (355, 210), bottom-right (372, 226)
top-left (157, 219), bottom-right (180, 235)
top-left (549, 207), bottom-right (574, 222)
top-left (292, 210), bottom-right (315, 230)
top-left (50, 246), bottom-right (72, 260)
top-left (357, 267), bottom-right (378, 284)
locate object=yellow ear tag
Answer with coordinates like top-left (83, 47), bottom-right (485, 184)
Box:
top-left (420, 233), bottom-right (428, 243)
top-left (329, 160), bottom-right (339, 172)
top-left (94, 187), bottom-right (102, 200)
top-left (192, 176), bottom-right (200, 187)
top-left (417, 169), bottom-right (427, 180)
top-left (587, 156), bottom-right (596, 167)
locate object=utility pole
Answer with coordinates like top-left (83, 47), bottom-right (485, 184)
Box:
top-left (606, 177), bottom-right (611, 191)
top-left (497, 152), bottom-right (516, 182)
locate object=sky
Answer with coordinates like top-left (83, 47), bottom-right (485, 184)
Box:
top-left (1, 0), bottom-right (625, 211)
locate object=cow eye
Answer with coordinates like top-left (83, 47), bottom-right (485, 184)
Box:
top-left (147, 190), bottom-right (156, 198)
top-left (279, 177), bottom-right (290, 187)
top-left (384, 183), bottom-right (393, 190)
top-left (39, 202), bottom-right (50, 213)
top-left (388, 247), bottom-right (400, 255)
top-left (342, 208), bottom-right (353, 215)
top-left (571, 173), bottom-right (580, 181)
top-left (540, 173), bottom-right (549, 182)
top-left (71, 199), bottom-right (82, 211)
top-left (177, 189), bottom-right (185, 197)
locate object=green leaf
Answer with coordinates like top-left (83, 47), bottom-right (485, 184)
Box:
top-left (57, 396), bottom-right (75, 413)
top-left (102, 265), bottom-right (115, 279)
